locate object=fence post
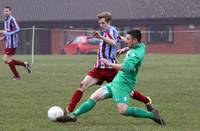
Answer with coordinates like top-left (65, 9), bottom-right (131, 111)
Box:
top-left (31, 25), bottom-right (35, 64)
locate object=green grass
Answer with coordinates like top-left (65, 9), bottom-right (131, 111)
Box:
top-left (0, 54), bottom-right (200, 131)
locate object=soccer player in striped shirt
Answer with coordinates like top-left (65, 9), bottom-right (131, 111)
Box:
top-left (66, 11), bottom-right (154, 113)
top-left (0, 6), bottom-right (31, 80)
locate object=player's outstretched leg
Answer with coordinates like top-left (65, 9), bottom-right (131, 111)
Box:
top-left (125, 106), bottom-right (165, 126)
top-left (66, 75), bottom-right (99, 113)
top-left (66, 89), bottom-right (83, 113)
top-left (7, 61), bottom-right (20, 80)
top-left (12, 60), bottom-right (31, 74)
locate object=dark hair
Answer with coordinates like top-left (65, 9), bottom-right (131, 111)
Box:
top-left (127, 29), bottom-right (142, 42)
top-left (3, 6), bottom-right (11, 11)
top-left (97, 11), bottom-right (112, 23)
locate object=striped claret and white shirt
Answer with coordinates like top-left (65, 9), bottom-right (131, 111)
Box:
top-left (95, 26), bottom-right (121, 69)
top-left (4, 15), bottom-right (20, 48)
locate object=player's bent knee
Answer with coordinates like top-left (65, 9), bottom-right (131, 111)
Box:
top-left (117, 107), bottom-right (127, 115)
top-left (78, 83), bottom-right (88, 92)
top-left (90, 95), bottom-right (98, 102)
top-left (90, 92), bottom-right (101, 101)
top-left (117, 107), bottom-right (126, 115)
top-left (79, 83), bottom-right (84, 88)
top-left (90, 88), bottom-right (105, 102)
top-left (4, 60), bottom-right (8, 64)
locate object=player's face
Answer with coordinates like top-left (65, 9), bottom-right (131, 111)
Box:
top-left (3, 8), bottom-right (11, 17)
top-left (98, 18), bottom-right (110, 31)
top-left (126, 34), bottom-right (137, 48)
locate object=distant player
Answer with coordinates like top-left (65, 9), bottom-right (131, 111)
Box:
top-left (57, 29), bottom-right (165, 126)
top-left (0, 6), bottom-right (31, 80)
top-left (66, 11), bottom-right (155, 113)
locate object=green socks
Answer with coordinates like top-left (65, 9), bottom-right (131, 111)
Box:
top-left (126, 106), bottom-right (154, 119)
top-left (73, 98), bottom-right (96, 117)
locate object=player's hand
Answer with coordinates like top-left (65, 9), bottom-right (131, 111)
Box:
top-left (93, 31), bottom-right (102, 39)
top-left (116, 47), bottom-right (129, 57)
top-left (100, 58), bottom-right (110, 66)
top-left (0, 30), bottom-right (6, 34)
top-left (0, 36), bottom-right (5, 41)
top-left (116, 49), bottom-right (124, 57)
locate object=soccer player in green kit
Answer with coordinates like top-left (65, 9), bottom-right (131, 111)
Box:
top-left (57, 29), bottom-right (165, 126)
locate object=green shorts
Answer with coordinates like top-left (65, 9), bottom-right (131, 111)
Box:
top-left (104, 82), bottom-right (132, 104)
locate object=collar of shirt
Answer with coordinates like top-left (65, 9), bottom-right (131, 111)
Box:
top-left (4, 15), bottom-right (11, 21)
top-left (103, 26), bottom-right (111, 33)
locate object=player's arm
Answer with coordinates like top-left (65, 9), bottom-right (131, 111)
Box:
top-left (101, 56), bottom-right (140, 72)
top-left (0, 30), bottom-right (5, 34)
top-left (101, 57), bottom-right (139, 72)
top-left (116, 47), bottom-right (130, 57)
top-left (116, 35), bottom-right (130, 57)
top-left (119, 35), bottom-right (127, 43)
top-left (100, 58), bottom-right (123, 71)
top-left (0, 29), bottom-right (5, 40)
top-left (93, 31), bottom-right (116, 46)
top-left (4, 18), bottom-right (20, 35)
top-left (102, 47), bottom-right (145, 72)
top-left (0, 36), bottom-right (5, 41)
top-left (122, 48), bottom-right (145, 72)
top-left (122, 55), bottom-right (139, 72)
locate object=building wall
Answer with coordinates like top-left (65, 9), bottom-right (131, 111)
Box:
top-left (143, 25), bottom-right (200, 54)
top-left (50, 24), bottom-right (200, 54)
top-left (51, 29), bottom-right (64, 54)
top-left (1, 23), bottom-right (199, 55)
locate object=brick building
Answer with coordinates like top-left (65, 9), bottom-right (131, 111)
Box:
top-left (0, 0), bottom-right (200, 54)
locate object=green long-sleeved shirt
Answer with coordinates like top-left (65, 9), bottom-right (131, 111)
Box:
top-left (112, 42), bottom-right (146, 91)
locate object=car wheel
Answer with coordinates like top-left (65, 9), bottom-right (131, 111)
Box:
top-left (76, 48), bottom-right (81, 55)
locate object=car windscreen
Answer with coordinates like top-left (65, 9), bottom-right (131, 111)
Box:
top-left (67, 37), bottom-right (84, 45)
top-left (72, 37), bottom-right (83, 43)
top-left (87, 38), bottom-right (101, 45)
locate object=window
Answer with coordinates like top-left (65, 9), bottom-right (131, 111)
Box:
top-left (148, 25), bottom-right (173, 43)
top-left (73, 37), bottom-right (82, 43)
top-left (66, 37), bottom-right (84, 45)
top-left (87, 37), bottom-right (100, 45)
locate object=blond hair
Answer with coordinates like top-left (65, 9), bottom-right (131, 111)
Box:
top-left (97, 11), bottom-right (112, 23)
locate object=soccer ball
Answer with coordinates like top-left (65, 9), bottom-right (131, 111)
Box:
top-left (47, 106), bottom-right (64, 121)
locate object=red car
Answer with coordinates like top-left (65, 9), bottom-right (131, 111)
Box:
top-left (62, 36), bottom-right (100, 55)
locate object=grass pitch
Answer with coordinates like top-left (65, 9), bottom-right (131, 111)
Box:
top-left (0, 54), bottom-right (200, 131)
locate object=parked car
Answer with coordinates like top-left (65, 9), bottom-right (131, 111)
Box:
top-left (62, 36), bottom-right (100, 55)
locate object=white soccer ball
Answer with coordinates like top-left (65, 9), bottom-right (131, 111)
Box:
top-left (48, 106), bottom-right (64, 121)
